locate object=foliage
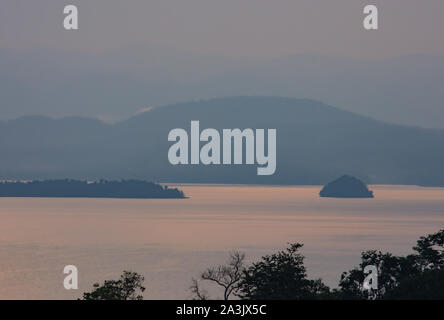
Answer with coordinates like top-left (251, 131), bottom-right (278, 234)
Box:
top-left (81, 271), bottom-right (146, 300)
top-left (383, 269), bottom-right (444, 299)
top-left (412, 229), bottom-right (444, 271)
top-left (236, 243), bottom-right (330, 300)
top-left (338, 229), bottom-right (444, 300)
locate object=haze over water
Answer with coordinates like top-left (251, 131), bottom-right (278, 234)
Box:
top-left (0, 185), bottom-right (443, 300)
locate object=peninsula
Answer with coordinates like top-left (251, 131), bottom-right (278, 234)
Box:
top-left (0, 179), bottom-right (185, 199)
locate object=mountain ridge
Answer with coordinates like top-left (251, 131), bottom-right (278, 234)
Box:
top-left (1, 96), bottom-right (444, 186)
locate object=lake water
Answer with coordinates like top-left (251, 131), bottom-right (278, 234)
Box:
top-left (0, 185), bottom-right (443, 300)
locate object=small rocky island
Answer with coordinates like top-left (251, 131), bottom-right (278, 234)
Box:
top-left (0, 179), bottom-right (185, 199)
top-left (319, 175), bottom-right (374, 198)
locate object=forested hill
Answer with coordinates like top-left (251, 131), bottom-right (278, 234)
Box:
top-left (1, 97), bottom-right (444, 186)
top-left (0, 180), bottom-right (185, 199)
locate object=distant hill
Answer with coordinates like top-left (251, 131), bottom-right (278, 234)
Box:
top-left (320, 175), bottom-right (374, 198)
top-left (0, 180), bottom-right (185, 199)
top-left (2, 49), bottom-right (444, 129)
top-left (1, 97), bottom-right (444, 186)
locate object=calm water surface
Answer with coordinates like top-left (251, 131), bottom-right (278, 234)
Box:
top-left (0, 185), bottom-right (443, 299)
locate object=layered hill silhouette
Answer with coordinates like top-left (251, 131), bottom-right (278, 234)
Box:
top-left (1, 97), bottom-right (444, 186)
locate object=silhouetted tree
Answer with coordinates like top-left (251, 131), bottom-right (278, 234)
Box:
top-left (412, 229), bottom-right (444, 271)
top-left (337, 251), bottom-right (413, 299)
top-left (383, 269), bottom-right (444, 299)
top-left (191, 251), bottom-right (245, 300)
top-left (190, 278), bottom-right (209, 300)
top-left (81, 271), bottom-right (146, 300)
top-left (338, 229), bottom-right (444, 299)
top-left (237, 243), bottom-right (330, 300)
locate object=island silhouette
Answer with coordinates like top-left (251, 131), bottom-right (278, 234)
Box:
top-left (319, 175), bottom-right (374, 198)
top-left (0, 179), bottom-right (185, 199)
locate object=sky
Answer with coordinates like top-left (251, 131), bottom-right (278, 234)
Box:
top-left (2, 0), bottom-right (444, 58)
top-left (1, 0), bottom-right (444, 126)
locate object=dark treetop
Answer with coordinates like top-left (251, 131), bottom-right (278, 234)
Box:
top-left (319, 175), bottom-right (374, 198)
top-left (0, 179), bottom-right (185, 199)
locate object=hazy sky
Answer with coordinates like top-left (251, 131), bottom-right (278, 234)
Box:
top-left (1, 1), bottom-right (444, 126)
top-left (2, 0), bottom-right (444, 58)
